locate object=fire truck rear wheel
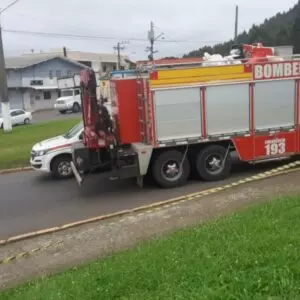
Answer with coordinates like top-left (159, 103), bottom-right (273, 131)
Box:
top-left (152, 150), bottom-right (190, 188)
top-left (196, 145), bottom-right (232, 181)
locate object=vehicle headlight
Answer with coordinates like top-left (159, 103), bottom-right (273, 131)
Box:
top-left (35, 150), bottom-right (48, 156)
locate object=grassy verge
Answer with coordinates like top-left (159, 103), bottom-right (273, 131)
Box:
top-left (0, 118), bottom-right (80, 170)
top-left (2, 195), bottom-right (300, 299)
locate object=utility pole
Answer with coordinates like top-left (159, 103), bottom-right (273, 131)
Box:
top-left (148, 21), bottom-right (155, 61)
top-left (0, 23), bottom-right (11, 132)
top-left (113, 42), bottom-right (126, 70)
top-left (146, 21), bottom-right (164, 61)
top-left (0, 0), bottom-right (20, 132)
top-left (234, 5), bottom-right (239, 42)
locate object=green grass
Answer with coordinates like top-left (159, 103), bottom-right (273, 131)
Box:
top-left (2, 196), bottom-right (300, 300)
top-left (0, 118), bottom-right (80, 169)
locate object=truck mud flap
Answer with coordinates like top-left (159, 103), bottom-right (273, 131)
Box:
top-left (70, 161), bottom-right (83, 186)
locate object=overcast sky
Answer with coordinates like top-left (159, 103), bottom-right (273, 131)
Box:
top-left (1, 0), bottom-right (298, 60)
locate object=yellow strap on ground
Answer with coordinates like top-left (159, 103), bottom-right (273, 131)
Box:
top-left (0, 241), bottom-right (63, 265)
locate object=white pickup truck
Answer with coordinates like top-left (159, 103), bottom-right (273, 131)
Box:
top-left (54, 74), bottom-right (81, 114)
top-left (54, 88), bottom-right (81, 114)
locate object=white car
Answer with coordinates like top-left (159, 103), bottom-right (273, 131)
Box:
top-left (30, 121), bottom-right (83, 179)
top-left (0, 109), bottom-right (32, 128)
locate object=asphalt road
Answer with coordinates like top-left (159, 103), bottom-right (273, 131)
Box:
top-left (0, 159), bottom-right (290, 239)
top-left (32, 110), bottom-right (81, 123)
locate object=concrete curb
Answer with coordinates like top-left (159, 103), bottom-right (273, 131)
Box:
top-left (0, 167), bottom-right (33, 175)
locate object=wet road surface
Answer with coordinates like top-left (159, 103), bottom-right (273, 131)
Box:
top-left (0, 159), bottom-right (289, 239)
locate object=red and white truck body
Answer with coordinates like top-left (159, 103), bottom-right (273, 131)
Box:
top-left (71, 44), bottom-right (300, 189)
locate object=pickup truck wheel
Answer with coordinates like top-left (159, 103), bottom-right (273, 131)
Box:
top-left (72, 103), bottom-right (80, 113)
top-left (51, 155), bottom-right (73, 179)
top-left (152, 150), bottom-right (190, 188)
top-left (59, 110), bottom-right (66, 114)
top-left (196, 145), bottom-right (232, 181)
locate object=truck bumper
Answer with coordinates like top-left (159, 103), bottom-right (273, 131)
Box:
top-left (54, 103), bottom-right (73, 111)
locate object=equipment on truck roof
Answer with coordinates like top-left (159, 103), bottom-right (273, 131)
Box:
top-left (70, 43), bottom-right (300, 189)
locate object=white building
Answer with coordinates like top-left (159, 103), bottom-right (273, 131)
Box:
top-left (22, 47), bottom-right (130, 76)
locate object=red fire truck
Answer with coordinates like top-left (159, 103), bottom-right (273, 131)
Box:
top-left (70, 44), bottom-right (299, 189)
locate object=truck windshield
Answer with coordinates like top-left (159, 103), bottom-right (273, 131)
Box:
top-left (64, 122), bottom-right (83, 139)
top-left (61, 90), bottom-right (73, 97)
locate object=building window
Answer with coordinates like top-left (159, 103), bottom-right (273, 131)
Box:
top-left (30, 80), bottom-right (43, 86)
top-left (67, 70), bottom-right (72, 76)
top-left (43, 91), bottom-right (51, 100)
top-left (49, 70), bottom-right (53, 79)
top-left (56, 70), bottom-right (61, 78)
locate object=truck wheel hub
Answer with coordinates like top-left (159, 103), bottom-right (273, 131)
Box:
top-left (206, 155), bottom-right (222, 172)
top-left (162, 161), bottom-right (181, 180)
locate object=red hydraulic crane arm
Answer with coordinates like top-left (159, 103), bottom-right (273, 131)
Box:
top-left (80, 69), bottom-right (114, 149)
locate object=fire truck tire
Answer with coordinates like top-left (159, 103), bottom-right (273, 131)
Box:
top-left (152, 150), bottom-right (190, 188)
top-left (196, 145), bottom-right (232, 181)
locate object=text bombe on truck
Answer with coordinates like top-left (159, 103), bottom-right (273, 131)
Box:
top-left (70, 43), bottom-right (299, 189)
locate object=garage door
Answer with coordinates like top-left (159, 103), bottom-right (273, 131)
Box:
top-left (8, 90), bottom-right (23, 109)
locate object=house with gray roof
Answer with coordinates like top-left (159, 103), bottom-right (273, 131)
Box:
top-left (21, 48), bottom-right (129, 74)
top-left (6, 55), bottom-right (89, 112)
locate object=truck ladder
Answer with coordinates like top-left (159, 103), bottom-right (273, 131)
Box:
top-left (137, 73), bottom-right (153, 144)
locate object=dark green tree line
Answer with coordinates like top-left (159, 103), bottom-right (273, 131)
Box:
top-left (183, 1), bottom-right (300, 57)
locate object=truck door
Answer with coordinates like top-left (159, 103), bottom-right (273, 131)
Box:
top-left (253, 79), bottom-right (297, 159)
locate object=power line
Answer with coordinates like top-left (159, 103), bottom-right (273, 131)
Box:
top-left (2, 28), bottom-right (226, 44)
top-left (0, 0), bottom-right (20, 14)
top-left (3, 28), bottom-right (125, 41)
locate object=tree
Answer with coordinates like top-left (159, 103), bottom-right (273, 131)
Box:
top-left (276, 27), bottom-right (291, 46)
top-left (183, 1), bottom-right (300, 58)
top-left (292, 13), bottom-right (300, 53)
